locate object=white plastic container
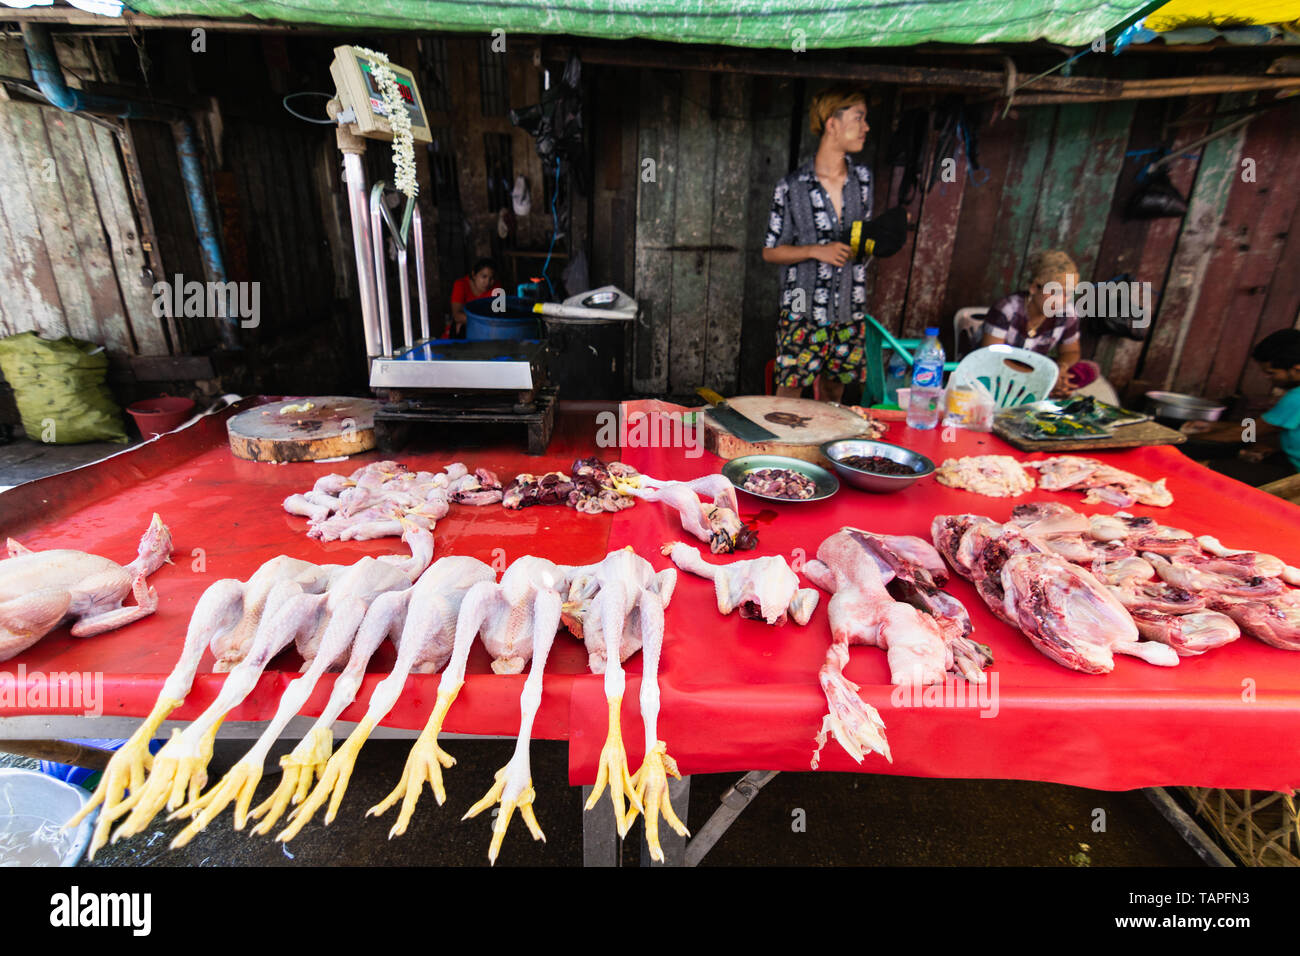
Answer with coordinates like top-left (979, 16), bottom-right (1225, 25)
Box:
top-left (0, 768), bottom-right (95, 866)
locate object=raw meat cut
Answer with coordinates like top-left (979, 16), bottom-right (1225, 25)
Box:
top-left (1025, 456), bottom-right (1173, 507)
top-left (935, 455), bottom-right (1036, 497)
top-left (662, 542), bottom-right (818, 625)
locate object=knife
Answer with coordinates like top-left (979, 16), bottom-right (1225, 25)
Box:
top-left (696, 388), bottom-right (780, 443)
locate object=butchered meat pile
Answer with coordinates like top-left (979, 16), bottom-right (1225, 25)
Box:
top-left (932, 502), bottom-right (1300, 673)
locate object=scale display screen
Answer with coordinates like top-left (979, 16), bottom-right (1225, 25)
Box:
top-left (330, 45), bottom-right (432, 143)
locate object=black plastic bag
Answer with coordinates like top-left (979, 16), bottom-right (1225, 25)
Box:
top-left (1125, 165), bottom-right (1188, 220)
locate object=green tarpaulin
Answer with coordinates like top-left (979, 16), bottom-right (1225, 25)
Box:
top-left (125, 0), bottom-right (1153, 48)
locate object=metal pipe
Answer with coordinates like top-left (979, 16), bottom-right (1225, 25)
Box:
top-left (397, 243), bottom-right (413, 352)
top-left (342, 150), bottom-right (382, 360)
top-left (369, 183), bottom-right (393, 358)
top-left (22, 22), bottom-right (238, 349)
top-left (412, 204), bottom-right (429, 342)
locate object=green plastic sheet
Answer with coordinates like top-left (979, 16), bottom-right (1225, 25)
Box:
top-left (125, 0), bottom-right (1154, 48)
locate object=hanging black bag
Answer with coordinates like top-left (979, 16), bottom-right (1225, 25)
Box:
top-left (1125, 163), bottom-right (1188, 220)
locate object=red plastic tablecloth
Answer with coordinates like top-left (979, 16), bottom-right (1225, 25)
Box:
top-left (567, 402), bottom-right (1300, 792)
top-left (5, 398), bottom-right (1300, 793)
top-left (0, 398), bottom-right (616, 740)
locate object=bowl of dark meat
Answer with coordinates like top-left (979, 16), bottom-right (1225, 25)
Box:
top-left (820, 439), bottom-right (935, 493)
top-left (721, 455), bottom-right (839, 503)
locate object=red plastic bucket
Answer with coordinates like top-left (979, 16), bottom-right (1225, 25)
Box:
top-left (126, 395), bottom-right (195, 437)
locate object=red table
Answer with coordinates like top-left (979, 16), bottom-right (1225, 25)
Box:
top-left (3, 397), bottom-right (1299, 798)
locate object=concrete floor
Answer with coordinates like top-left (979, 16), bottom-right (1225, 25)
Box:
top-left (1, 741), bottom-right (1209, 867)
top-left (0, 435), bottom-right (1216, 867)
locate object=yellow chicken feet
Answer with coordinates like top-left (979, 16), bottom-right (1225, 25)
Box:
top-left (624, 741), bottom-right (689, 863)
top-left (583, 696), bottom-right (642, 837)
top-left (275, 716), bottom-right (376, 842)
top-left (109, 717), bottom-right (223, 843)
top-left (246, 728), bottom-right (334, 836)
top-left (167, 757), bottom-right (264, 848)
top-left (367, 687), bottom-right (460, 838)
top-left (463, 765), bottom-right (545, 865)
top-left (66, 696), bottom-right (179, 859)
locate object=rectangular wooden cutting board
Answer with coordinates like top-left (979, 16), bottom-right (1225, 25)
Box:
top-left (701, 395), bottom-right (880, 463)
top-left (993, 418), bottom-right (1187, 452)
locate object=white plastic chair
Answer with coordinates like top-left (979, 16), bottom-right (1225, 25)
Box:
top-left (949, 345), bottom-right (1059, 408)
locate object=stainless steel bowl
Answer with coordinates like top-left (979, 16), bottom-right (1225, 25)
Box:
top-left (721, 455), bottom-right (839, 503)
top-left (820, 439), bottom-right (935, 493)
top-left (1144, 390), bottom-right (1226, 422)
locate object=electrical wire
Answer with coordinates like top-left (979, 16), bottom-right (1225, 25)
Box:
top-left (539, 157), bottom-right (561, 300)
top-left (282, 91), bottom-right (336, 125)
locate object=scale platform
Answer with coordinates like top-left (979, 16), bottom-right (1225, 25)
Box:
top-left (368, 338), bottom-right (550, 390)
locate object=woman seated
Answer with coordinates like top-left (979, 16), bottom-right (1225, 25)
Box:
top-left (978, 250), bottom-right (1109, 400)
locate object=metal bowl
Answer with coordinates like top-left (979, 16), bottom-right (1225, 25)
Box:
top-left (1144, 390), bottom-right (1226, 422)
top-left (581, 290), bottom-right (620, 308)
top-left (721, 455), bottom-right (839, 503)
top-left (820, 438), bottom-right (935, 493)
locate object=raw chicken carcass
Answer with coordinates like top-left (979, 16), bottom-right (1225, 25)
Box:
top-left (935, 455), bottom-right (1035, 498)
top-left (661, 541), bottom-right (817, 625)
top-left (1208, 590), bottom-right (1300, 651)
top-left (1130, 609), bottom-right (1240, 656)
top-left (0, 514), bottom-right (172, 662)
top-left (1025, 456), bottom-right (1173, 507)
top-left (999, 552), bottom-right (1179, 673)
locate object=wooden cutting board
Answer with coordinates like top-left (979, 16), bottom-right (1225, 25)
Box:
top-left (702, 395), bottom-right (879, 464)
top-left (993, 418), bottom-right (1187, 452)
top-left (227, 396), bottom-right (379, 462)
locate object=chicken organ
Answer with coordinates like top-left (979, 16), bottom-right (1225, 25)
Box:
top-left (935, 455), bottom-right (1035, 498)
top-left (1025, 456), bottom-right (1173, 507)
top-left (0, 513), bottom-right (172, 662)
top-left (503, 458), bottom-right (639, 513)
top-left (661, 541), bottom-right (817, 626)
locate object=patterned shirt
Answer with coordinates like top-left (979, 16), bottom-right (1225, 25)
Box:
top-left (982, 292), bottom-right (1080, 355)
top-left (763, 158), bottom-right (872, 328)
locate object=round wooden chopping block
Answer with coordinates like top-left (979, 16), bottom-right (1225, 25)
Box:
top-left (227, 396), bottom-right (379, 462)
top-left (702, 395), bottom-right (878, 464)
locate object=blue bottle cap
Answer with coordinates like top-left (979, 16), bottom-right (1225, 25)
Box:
top-left (924, 326), bottom-right (939, 335)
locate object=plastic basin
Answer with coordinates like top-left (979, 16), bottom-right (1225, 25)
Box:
top-left (0, 768), bottom-right (94, 866)
top-left (126, 395), bottom-right (195, 437)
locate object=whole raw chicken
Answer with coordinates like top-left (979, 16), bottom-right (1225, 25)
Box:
top-left (0, 514), bottom-right (172, 662)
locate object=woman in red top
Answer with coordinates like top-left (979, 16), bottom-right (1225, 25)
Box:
top-left (448, 258), bottom-right (504, 338)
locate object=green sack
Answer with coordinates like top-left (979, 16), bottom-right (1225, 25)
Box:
top-left (0, 332), bottom-right (128, 444)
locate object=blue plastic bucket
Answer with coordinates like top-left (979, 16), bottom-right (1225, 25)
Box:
top-left (464, 296), bottom-right (542, 341)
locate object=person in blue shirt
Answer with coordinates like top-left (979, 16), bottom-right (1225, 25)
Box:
top-left (1180, 329), bottom-right (1300, 484)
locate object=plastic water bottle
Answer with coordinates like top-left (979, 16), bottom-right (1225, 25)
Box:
top-left (885, 349), bottom-right (908, 406)
top-left (906, 327), bottom-right (945, 430)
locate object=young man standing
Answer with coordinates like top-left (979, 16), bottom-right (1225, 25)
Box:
top-left (762, 85), bottom-right (872, 402)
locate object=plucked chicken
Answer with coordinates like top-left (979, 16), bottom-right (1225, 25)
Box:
top-left (661, 542), bottom-right (818, 625)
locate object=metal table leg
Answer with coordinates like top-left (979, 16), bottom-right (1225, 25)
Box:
top-left (685, 770), bottom-right (779, 867)
top-left (640, 774), bottom-right (690, 867)
top-left (582, 784), bottom-right (620, 867)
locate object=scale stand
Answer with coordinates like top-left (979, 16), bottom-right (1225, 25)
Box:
top-left (328, 45), bottom-right (557, 454)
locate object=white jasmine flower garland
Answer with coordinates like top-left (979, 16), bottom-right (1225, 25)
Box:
top-left (354, 46), bottom-right (418, 200)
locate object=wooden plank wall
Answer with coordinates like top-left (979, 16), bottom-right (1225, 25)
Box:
top-left (0, 38), bottom-right (163, 357)
top-left (614, 73), bottom-right (1300, 406)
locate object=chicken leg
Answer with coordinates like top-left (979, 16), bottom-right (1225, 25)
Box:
top-left (110, 581), bottom-right (326, 843)
top-left (276, 557), bottom-right (495, 841)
